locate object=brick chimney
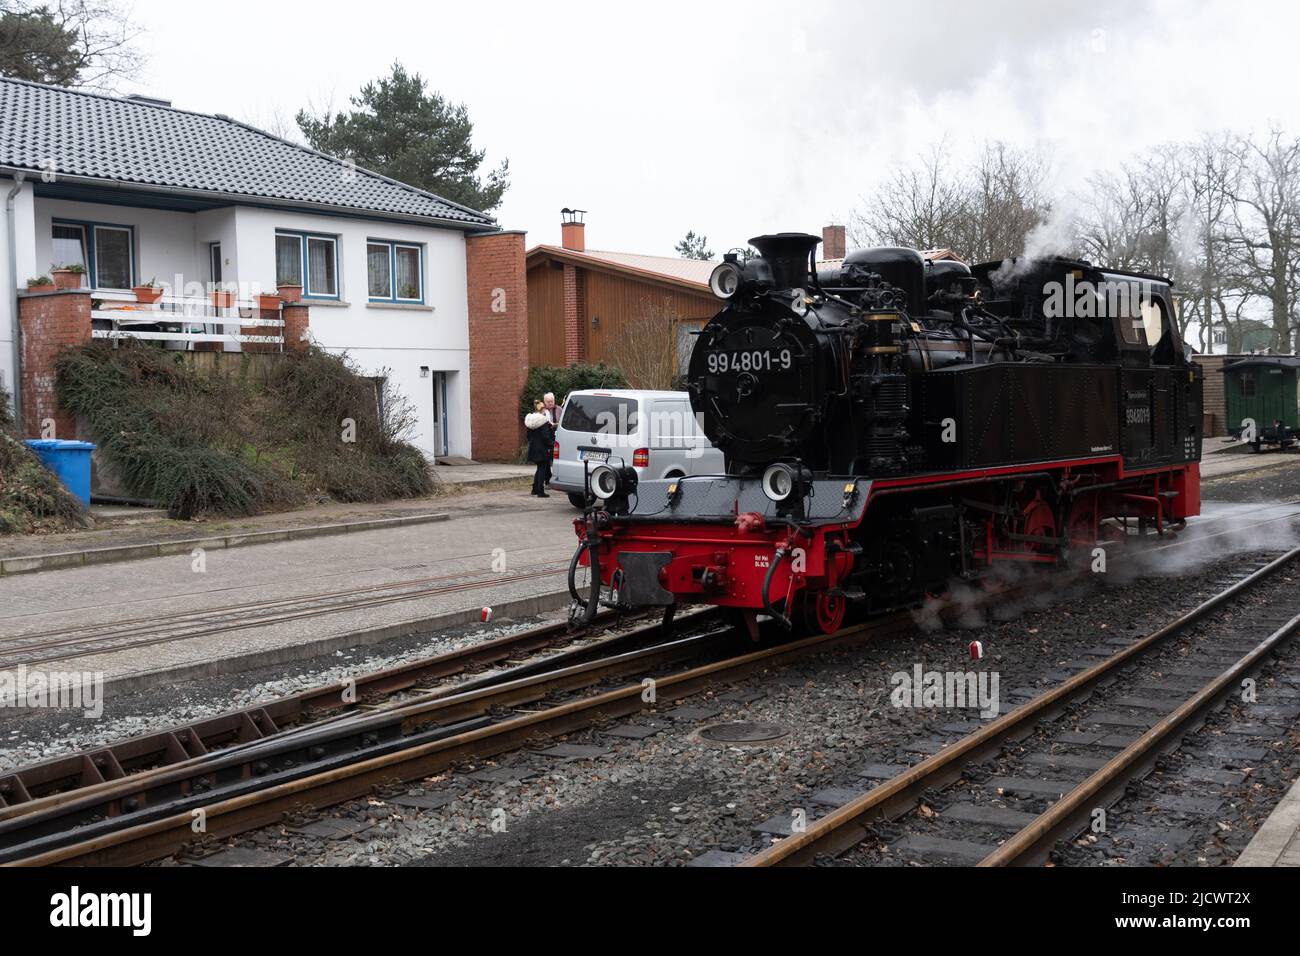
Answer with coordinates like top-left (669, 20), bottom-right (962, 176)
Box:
top-left (822, 223), bottom-right (846, 261)
top-left (561, 207), bottom-right (586, 252)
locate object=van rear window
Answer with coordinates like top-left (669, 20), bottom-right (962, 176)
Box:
top-left (562, 395), bottom-right (639, 435)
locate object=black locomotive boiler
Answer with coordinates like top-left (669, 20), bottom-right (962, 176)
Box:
top-left (570, 232), bottom-right (1203, 635)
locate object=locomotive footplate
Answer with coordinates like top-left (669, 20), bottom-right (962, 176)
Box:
top-left (616, 551), bottom-right (675, 606)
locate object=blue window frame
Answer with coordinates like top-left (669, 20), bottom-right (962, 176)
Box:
top-left (366, 239), bottom-right (424, 304)
top-left (52, 218), bottom-right (136, 290)
top-left (274, 230), bottom-right (339, 299)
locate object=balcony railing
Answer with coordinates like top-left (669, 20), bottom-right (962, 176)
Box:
top-left (89, 292), bottom-right (285, 350)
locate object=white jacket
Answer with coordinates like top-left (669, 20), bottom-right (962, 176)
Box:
top-left (525, 412), bottom-right (548, 429)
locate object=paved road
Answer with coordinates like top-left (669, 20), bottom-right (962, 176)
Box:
top-left (0, 489), bottom-right (580, 689)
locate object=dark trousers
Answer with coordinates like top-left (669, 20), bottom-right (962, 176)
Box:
top-left (531, 460), bottom-right (551, 495)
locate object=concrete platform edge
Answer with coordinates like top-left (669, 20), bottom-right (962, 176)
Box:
top-left (0, 512), bottom-right (451, 577)
top-left (1234, 775), bottom-right (1300, 866)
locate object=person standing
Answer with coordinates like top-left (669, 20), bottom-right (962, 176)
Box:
top-left (543, 392), bottom-right (561, 426)
top-left (525, 399), bottom-right (554, 497)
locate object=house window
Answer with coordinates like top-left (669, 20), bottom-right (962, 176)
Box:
top-left (95, 226), bottom-right (132, 289)
top-left (52, 220), bottom-right (135, 290)
top-left (274, 231), bottom-right (339, 298)
top-left (366, 240), bottom-right (423, 302)
top-left (52, 224), bottom-right (87, 279)
top-left (275, 234), bottom-right (302, 287)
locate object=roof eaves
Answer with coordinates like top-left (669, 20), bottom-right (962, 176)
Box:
top-left (4, 164), bottom-right (489, 230)
top-left (526, 244), bottom-right (712, 293)
top-left (0, 77), bottom-right (496, 227)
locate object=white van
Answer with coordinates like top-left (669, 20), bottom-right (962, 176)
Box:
top-left (550, 389), bottom-right (725, 507)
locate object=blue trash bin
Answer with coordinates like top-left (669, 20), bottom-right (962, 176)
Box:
top-left (23, 439), bottom-right (97, 506)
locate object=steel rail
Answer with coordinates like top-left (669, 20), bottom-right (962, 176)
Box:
top-left (741, 545), bottom-right (1300, 866)
top-left (3, 613), bottom-right (923, 867)
top-left (977, 607), bottom-right (1300, 865)
top-left (0, 626), bottom-right (737, 860)
top-left (0, 607), bottom-right (648, 815)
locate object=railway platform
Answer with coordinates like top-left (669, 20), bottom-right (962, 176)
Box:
top-left (0, 484), bottom-right (578, 700)
top-left (1235, 775), bottom-right (1300, 866)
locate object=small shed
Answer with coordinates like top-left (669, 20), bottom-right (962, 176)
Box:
top-left (1223, 356), bottom-right (1300, 437)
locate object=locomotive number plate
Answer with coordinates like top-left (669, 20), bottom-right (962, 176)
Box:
top-left (706, 348), bottom-right (793, 374)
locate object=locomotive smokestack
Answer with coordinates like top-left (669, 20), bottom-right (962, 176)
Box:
top-left (561, 207), bottom-right (586, 252)
top-left (749, 232), bottom-right (821, 290)
top-left (822, 224), bottom-right (846, 261)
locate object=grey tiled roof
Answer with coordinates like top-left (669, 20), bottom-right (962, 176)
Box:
top-left (0, 77), bottom-right (495, 227)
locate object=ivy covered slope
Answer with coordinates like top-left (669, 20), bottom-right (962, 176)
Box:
top-left (55, 342), bottom-right (434, 520)
top-left (0, 397), bottom-right (87, 534)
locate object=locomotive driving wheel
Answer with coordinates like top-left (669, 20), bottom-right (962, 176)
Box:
top-left (800, 589), bottom-right (846, 635)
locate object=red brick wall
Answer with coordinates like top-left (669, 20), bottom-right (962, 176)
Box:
top-left (18, 289), bottom-right (92, 439)
top-left (822, 224), bottom-right (846, 260)
top-left (562, 262), bottom-right (587, 364)
top-left (281, 303), bottom-right (310, 352)
top-left (466, 230), bottom-right (529, 461)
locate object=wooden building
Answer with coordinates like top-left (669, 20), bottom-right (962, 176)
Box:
top-left (525, 216), bottom-right (852, 383)
top-left (525, 213), bottom-right (719, 378)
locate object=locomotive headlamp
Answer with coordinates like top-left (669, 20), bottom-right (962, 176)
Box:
top-left (761, 462), bottom-right (812, 503)
top-left (710, 261), bottom-right (744, 300)
top-left (590, 463), bottom-right (621, 500)
top-left (588, 462), bottom-right (638, 513)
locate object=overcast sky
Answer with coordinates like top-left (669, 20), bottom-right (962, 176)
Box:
top-left (126, 0), bottom-right (1300, 257)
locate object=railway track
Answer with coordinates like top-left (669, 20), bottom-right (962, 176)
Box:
top-left (742, 545), bottom-right (1300, 867)
top-left (0, 606), bottom-right (659, 814)
top-left (0, 558), bottom-right (570, 670)
top-left (0, 594), bottom-right (990, 866)
top-left (4, 514), bottom-right (1297, 867)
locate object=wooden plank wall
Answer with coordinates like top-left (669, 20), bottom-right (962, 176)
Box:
top-left (180, 349), bottom-right (285, 382)
top-left (582, 270), bottom-right (717, 365)
top-left (527, 261), bottom-right (566, 367)
top-left (526, 260), bottom-right (718, 369)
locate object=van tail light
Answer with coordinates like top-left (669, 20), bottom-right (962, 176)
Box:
top-left (553, 441), bottom-right (560, 460)
top-left (633, 448), bottom-right (649, 468)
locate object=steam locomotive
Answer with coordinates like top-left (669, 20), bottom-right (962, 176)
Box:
top-left (569, 232), bottom-right (1202, 635)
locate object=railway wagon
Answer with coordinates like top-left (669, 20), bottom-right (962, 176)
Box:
top-left (569, 233), bottom-right (1202, 636)
top-left (1224, 355), bottom-right (1300, 451)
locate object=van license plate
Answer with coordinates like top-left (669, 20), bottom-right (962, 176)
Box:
top-left (580, 450), bottom-right (608, 462)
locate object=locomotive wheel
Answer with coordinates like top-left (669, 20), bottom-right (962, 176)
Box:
top-left (1021, 493), bottom-right (1057, 553)
top-left (800, 590), bottom-right (846, 635)
top-left (1060, 497), bottom-right (1098, 563)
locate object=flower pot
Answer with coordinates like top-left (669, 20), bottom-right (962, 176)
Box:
top-left (133, 285), bottom-right (163, 304)
top-left (26, 280), bottom-right (54, 294)
top-left (278, 284), bottom-right (303, 303)
top-left (51, 269), bottom-right (82, 290)
top-left (257, 293), bottom-right (282, 312)
top-left (210, 290), bottom-right (236, 309)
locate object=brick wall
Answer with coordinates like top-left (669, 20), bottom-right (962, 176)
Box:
top-left (281, 303), bottom-right (310, 352)
top-left (18, 289), bottom-right (92, 439)
top-left (822, 224), bottom-right (846, 261)
top-left (466, 230), bottom-right (529, 461)
top-left (562, 262), bottom-right (586, 363)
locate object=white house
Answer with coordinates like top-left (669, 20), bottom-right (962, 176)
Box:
top-left (0, 77), bottom-right (530, 461)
